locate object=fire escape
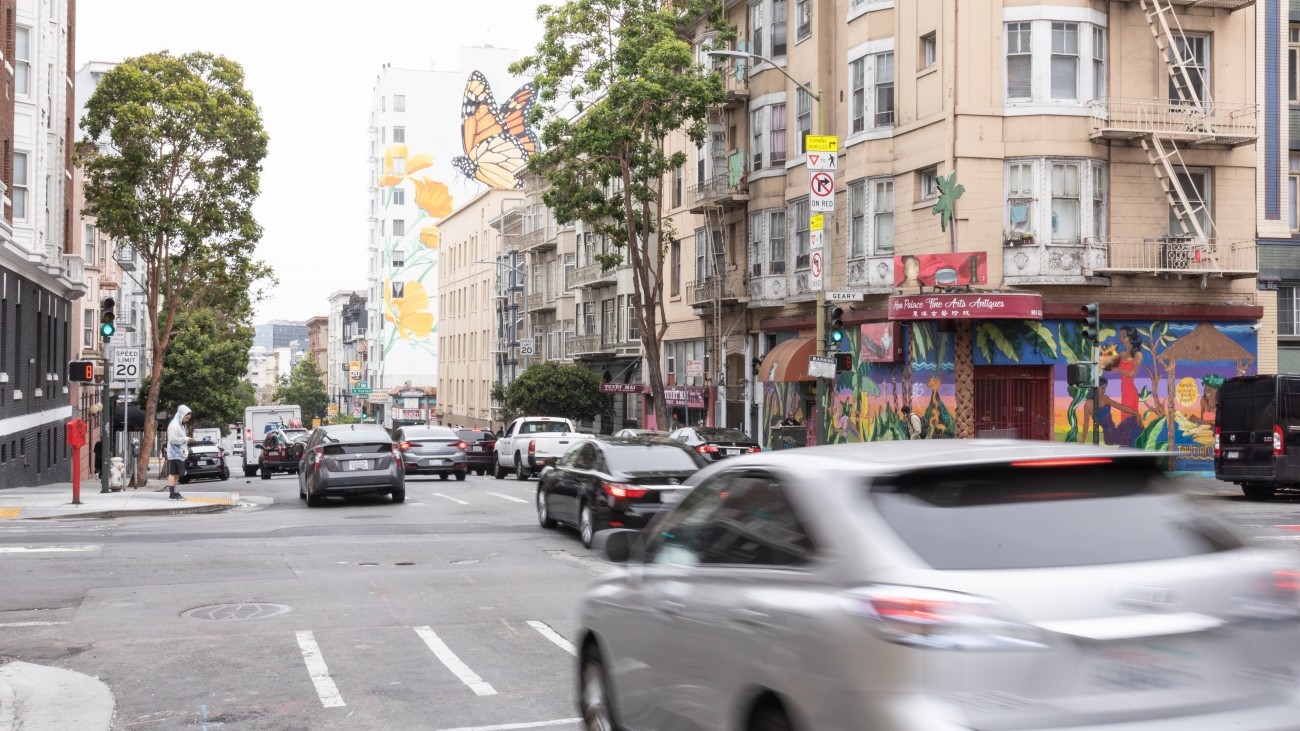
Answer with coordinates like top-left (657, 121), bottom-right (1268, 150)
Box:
top-left (1090, 0), bottom-right (1257, 280)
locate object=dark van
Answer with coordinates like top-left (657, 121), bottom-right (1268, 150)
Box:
top-left (1214, 374), bottom-right (1299, 500)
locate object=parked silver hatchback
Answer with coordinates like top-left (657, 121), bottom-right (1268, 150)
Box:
top-left (579, 441), bottom-right (1300, 731)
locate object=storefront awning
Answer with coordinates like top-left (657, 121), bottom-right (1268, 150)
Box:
top-left (757, 337), bottom-right (817, 383)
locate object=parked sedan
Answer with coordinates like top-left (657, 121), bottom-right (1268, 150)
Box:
top-left (181, 442), bottom-right (229, 483)
top-left (668, 426), bottom-right (761, 462)
top-left (299, 425), bottom-right (405, 507)
top-left (537, 436), bottom-right (706, 548)
top-left (613, 428), bottom-right (668, 438)
top-left (395, 425), bottom-right (468, 480)
top-left (456, 428), bottom-right (497, 475)
top-left (577, 441), bottom-right (1300, 731)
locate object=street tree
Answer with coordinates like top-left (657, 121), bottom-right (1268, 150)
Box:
top-left (512, 0), bottom-right (730, 429)
top-left (137, 309), bottom-right (254, 430)
top-left (503, 362), bottom-right (604, 422)
top-left (274, 358), bottom-right (330, 423)
top-left (80, 51), bottom-right (271, 484)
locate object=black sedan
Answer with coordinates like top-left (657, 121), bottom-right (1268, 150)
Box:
top-left (668, 426), bottom-right (761, 463)
top-left (395, 425), bottom-right (468, 480)
top-left (456, 428), bottom-right (497, 475)
top-left (537, 436), bottom-right (706, 548)
top-left (298, 425), bottom-right (405, 507)
top-left (182, 442), bottom-right (230, 483)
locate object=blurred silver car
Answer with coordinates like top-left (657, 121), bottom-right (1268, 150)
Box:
top-left (298, 424), bottom-right (405, 507)
top-left (395, 425), bottom-right (469, 480)
top-left (578, 440), bottom-right (1300, 731)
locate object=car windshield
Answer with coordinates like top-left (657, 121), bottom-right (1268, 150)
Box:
top-left (403, 427), bottom-right (456, 439)
top-left (867, 461), bottom-right (1240, 570)
top-left (1217, 379), bottom-right (1276, 432)
top-left (321, 428), bottom-right (392, 444)
top-left (520, 421), bottom-right (571, 434)
top-left (605, 444), bottom-right (704, 471)
top-left (456, 430), bottom-right (495, 442)
top-left (695, 427), bottom-right (751, 442)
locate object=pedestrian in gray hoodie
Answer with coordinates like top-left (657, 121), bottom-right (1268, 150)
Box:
top-left (166, 405), bottom-right (193, 500)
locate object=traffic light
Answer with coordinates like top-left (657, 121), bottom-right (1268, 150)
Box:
top-left (99, 297), bottom-right (116, 340)
top-left (834, 352), bottom-right (853, 373)
top-left (1080, 302), bottom-right (1100, 343)
top-left (828, 306), bottom-right (845, 347)
top-left (68, 360), bottom-right (95, 383)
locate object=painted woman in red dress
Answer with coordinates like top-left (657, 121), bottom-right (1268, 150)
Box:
top-left (1099, 326), bottom-right (1145, 445)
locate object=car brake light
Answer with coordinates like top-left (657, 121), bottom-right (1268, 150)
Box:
top-left (840, 585), bottom-right (1048, 651)
top-left (748, 446), bottom-right (762, 453)
top-left (312, 447), bottom-right (324, 474)
top-left (1213, 426), bottom-right (1221, 458)
top-left (529, 439), bottom-right (536, 455)
top-left (399, 441), bottom-right (412, 451)
top-left (391, 444), bottom-right (401, 460)
top-left (696, 444), bottom-right (719, 454)
top-left (1275, 425), bottom-right (1285, 457)
top-left (1228, 569), bottom-right (1300, 622)
top-left (456, 441), bottom-right (467, 450)
top-left (602, 481), bottom-right (648, 499)
top-left (1008, 458), bottom-right (1112, 468)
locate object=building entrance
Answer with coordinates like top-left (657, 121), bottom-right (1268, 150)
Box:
top-left (973, 366), bottom-right (1053, 441)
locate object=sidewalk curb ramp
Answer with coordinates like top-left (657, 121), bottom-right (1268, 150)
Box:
top-left (22, 502), bottom-right (235, 521)
top-left (0, 660), bottom-right (113, 731)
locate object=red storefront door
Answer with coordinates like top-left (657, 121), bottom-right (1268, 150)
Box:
top-left (974, 366), bottom-right (1052, 441)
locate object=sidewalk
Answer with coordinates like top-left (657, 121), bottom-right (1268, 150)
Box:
top-left (0, 478), bottom-right (248, 520)
top-left (0, 660), bottom-right (113, 731)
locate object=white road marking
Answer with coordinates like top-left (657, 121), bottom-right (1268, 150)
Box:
top-left (414, 626), bottom-right (497, 696)
top-left (0, 621), bottom-right (68, 627)
top-left (0, 545), bottom-right (100, 554)
top-left (432, 719), bottom-right (581, 731)
top-left (545, 549), bottom-right (609, 573)
top-left (486, 492), bottom-right (527, 504)
top-left (526, 620), bottom-right (577, 656)
top-left (295, 630), bottom-right (346, 708)
top-left (432, 493), bottom-right (469, 505)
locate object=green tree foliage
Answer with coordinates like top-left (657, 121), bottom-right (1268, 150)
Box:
top-left (137, 309), bottom-right (254, 430)
top-left (234, 380), bottom-right (257, 415)
top-left (80, 51), bottom-right (272, 484)
top-left (274, 358), bottom-right (330, 422)
top-left (503, 362), bottom-right (604, 422)
top-left (512, 0), bottom-right (731, 429)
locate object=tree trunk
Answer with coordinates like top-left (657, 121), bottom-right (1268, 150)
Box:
top-left (954, 323), bottom-right (974, 438)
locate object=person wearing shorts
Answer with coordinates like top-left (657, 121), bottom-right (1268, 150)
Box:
top-left (166, 405), bottom-right (193, 500)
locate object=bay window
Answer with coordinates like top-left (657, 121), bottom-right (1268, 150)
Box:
top-left (849, 50), bottom-right (894, 135)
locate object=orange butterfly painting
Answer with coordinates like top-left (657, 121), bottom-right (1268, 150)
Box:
top-left (451, 71), bottom-right (540, 190)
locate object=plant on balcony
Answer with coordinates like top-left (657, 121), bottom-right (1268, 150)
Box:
top-left (513, 0), bottom-right (733, 430)
top-left (1004, 231), bottom-right (1035, 247)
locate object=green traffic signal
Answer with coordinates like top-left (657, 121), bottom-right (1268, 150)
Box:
top-left (100, 297), bottom-right (116, 340)
top-left (829, 306), bottom-right (845, 344)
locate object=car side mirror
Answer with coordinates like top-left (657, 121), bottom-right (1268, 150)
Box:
top-left (593, 528), bottom-right (644, 564)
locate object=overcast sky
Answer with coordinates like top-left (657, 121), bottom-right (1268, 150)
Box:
top-left (76, 0), bottom-right (546, 323)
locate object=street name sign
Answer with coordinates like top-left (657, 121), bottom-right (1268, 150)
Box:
top-left (827, 291), bottom-right (864, 302)
top-left (807, 151), bottom-right (838, 171)
top-left (805, 135), bottom-right (839, 152)
top-left (109, 347), bottom-right (143, 389)
top-left (351, 387), bottom-right (373, 396)
top-left (808, 355), bottom-right (836, 379)
top-left (810, 171), bottom-right (835, 212)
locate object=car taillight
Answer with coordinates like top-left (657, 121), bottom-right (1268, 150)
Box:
top-left (1275, 424), bottom-right (1285, 457)
top-left (399, 441), bottom-right (412, 451)
top-left (696, 444), bottom-right (718, 454)
top-left (1228, 569), bottom-right (1300, 622)
top-left (391, 444), bottom-right (401, 460)
top-left (456, 441), bottom-right (467, 450)
top-left (840, 585), bottom-right (1048, 651)
top-left (602, 481), bottom-right (648, 499)
top-left (1213, 426), bottom-right (1221, 458)
top-left (748, 446), bottom-right (762, 453)
top-left (312, 447), bottom-right (324, 474)
top-left (529, 439), bottom-right (536, 455)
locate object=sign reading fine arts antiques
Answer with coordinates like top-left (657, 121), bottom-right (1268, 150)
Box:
top-left (888, 293), bottom-right (1044, 321)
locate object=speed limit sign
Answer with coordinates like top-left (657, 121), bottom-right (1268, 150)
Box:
top-left (518, 338), bottom-right (536, 356)
top-left (110, 347), bottom-right (143, 389)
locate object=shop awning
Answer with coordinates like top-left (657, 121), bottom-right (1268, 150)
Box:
top-left (757, 337), bottom-right (817, 383)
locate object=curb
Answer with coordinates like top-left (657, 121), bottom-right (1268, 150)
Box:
top-left (20, 503), bottom-right (234, 521)
top-left (0, 660), bottom-right (113, 731)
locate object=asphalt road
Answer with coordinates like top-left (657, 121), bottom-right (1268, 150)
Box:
top-left (2, 465), bottom-right (1300, 731)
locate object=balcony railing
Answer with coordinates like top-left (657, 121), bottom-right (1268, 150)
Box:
top-left (519, 228), bottom-right (554, 253)
top-left (689, 172), bottom-right (749, 212)
top-left (1087, 236), bottom-right (1256, 280)
top-left (571, 334), bottom-right (615, 357)
top-left (113, 243), bottom-right (137, 271)
top-left (714, 58), bottom-right (749, 104)
top-left (686, 269), bottom-right (746, 307)
top-left (526, 291), bottom-right (558, 312)
top-left (1118, 0), bottom-right (1253, 9)
top-left (570, 262), bottom-right (617, 289)
top-left (1090, 98), bottom-right (1256, 147)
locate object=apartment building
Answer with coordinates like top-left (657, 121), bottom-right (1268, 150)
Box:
top-left (0, 0), bottom-right (82, 489)
top-left (305, 315), bottom-right (328, 378)
top-left (326, 290), bottom-right (367, 419)
top-left (1260, 0), bottom-right (1297, 370)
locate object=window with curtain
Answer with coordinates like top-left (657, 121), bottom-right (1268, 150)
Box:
top-left (1006, 22), bottom-right (1032, 99)
top-left (770, 104), bottom-right (787, 165)
top-left (750, 212), bottom-right (765, 276)
top-left (873, 179), bottom-right (895, 254)
top-left (695, 228), bottom-right (708, 282)
top-left (752, 109), bottom-right (765, 171)
top-left (796, 89), bottom-right (812, 154)
top-left (1051, 162), bottom-right (1080, 243)
top-left (792, 199), bottom-right (810, 269)
top-left (849, 181), bottom-right (866, 259)
top-left (770, 210), bottom-right (787, 275)
top-left (1007, 162), bottom-right (1034, 235)
top-left (1050, 22), bottom-right (1079, 100)
top-left (771, 0), bottom-right (788, 57)
top-left (796, 0), bottom-right (810, 41)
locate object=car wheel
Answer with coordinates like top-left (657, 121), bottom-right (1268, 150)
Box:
top-left (392, 487), bottom-right (406, 504)
top-left (244, 465), bottom-right (256, 478)
top-left (476, 469), bottom-right (485, 476)
top-left (579, 643), bottom-right (617, 731)
top-left (439, 473), bottom-right (449, 481)
top-left (260, 462), bottom-right (271, 480)
top-left (494, 460), bottom-right (508, 480)
top-left (537, 487), bottom-right (557, 529)
top-left (306, 490), bottom-right (322, 508)
top-left (748, 702), bottom-right (794, 731)
top-left (1242, 483), bottom-right (1277, 501)
top-left (515, 455), bottom-right (531, 481)
top-left (455, 471), bottom-right (466, 482)
top-left (221, 469), bottom-right (229, 481)
top-left (579, 502), bottom-right (601, 549)
top-left (299, 482), bottom-right (306, 500)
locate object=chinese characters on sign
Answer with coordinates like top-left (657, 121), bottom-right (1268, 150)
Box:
top-left (887, 293), bottom-right (1044, 321)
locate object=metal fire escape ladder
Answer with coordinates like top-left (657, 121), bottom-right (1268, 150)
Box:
top-left (1140, 0), bottom-right (1210, 110)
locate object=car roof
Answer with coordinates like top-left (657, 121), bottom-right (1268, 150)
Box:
top-left (595, 435), bottom-right (686, 447)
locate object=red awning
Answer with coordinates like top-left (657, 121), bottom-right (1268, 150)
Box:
top-left (757, 337), bottom-right (817, 383)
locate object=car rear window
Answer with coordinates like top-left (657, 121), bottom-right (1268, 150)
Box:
top-left (696, 428), bottom-right (751, 442)
top-left (323, 428), bottom-right (392, 445)
top-left (1217, 379), bottom-right (1277, 432)
top-left (404, 427), bottom-right (456, 439)
top-left (190, 444), bottom-right (220, 455)
top-left (457, 430), bottom-right (495, 443)
top-left (605, 444), bottom-right (705, 471)
top-left (868, 460), bottom-right (1240, 570)
top-left (520, 421), bottom-right (572, 434)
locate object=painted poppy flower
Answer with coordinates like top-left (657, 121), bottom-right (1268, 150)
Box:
top-left (406, 153), bottom-right (433, 176)
top-left (419, 224), bottom-right (441, 249)
top-left (384, 279), bottom-right (434, 341)
top-left (412, 177), bottom-right (453, 219)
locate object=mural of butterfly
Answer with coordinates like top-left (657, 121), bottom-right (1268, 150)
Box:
top-left (451, 71), bottom-right (540, 190)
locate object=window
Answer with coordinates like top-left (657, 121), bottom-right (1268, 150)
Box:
top-left (564, 253), bottom-right (576, 291)
top-left (583, 302), bottom-right (596, 336)
top-left (1281, 286), bottom-right (1300, 336)
top-left (671, 239), bottom-right (681, 296)
top-left (14, 26), bottom-right (29, 96)
top-left (627, 296), bottom-right (639, 340)
top-left (673, 164), bottom-right (683, 209)
top-left (394, 94), bottom-right (405, 112)
top-left (1168, 33), bottom-right (1208, 105)
top-left (601, 299), bottom-right (616, 346)
top-left (873, 179), bottom-right (895, 254)
top-left (82, 307), bottom-right (94, 349)
top-left (646, 471), bottom-right (816, 567)
top-left (849, 181), bottom-right (866, 259)
top-left (1291, 153), bottom-right (1300, 231)
top-left (921, 33), bottom-right (936, 69)
top-left (13, 151), bottom-right (27, 219)
top-left (392, 156), bottom-right (406, 174)
top-left (792, 198), bottom-right (810, 269)
top-left (533, 263), bottom-right (542, 293)
top-left (695, 228), bottom-right (708, 283)
top-left (1169, 169), bottom-right (1210, 237)
top-left (1093, 26), bottom-right (1106, 101)
top-left (84, 224), bottom-right (96, 264)
top-left (750, 212), bottom-right (765, 276)
top-left (769, 209), bottom-right (787, 274)
top-left (392, 189), bottom-right (405, 205)
top-left (751, 109), bottom-right (765, 171)
top-left (771, 0), bottom-right (788, 57)
top-left (919, 167), bottom-right (938, 201)
top-left (750, 1), bottom-right (764, 58)
top-left (770, 103), bottom-right (787, 166)
top-left (393, 126), bottom-right (405, 143)
top-left (796, 89), bottom-right (812, 155)
top-left (1007, 162), bottom-right (1034, 235)
top-left (1092, 165), bottom-right (1107, 240)
top-left (850, 52), bottom-right (894, 134)
top-left (392, 219), bottom-right (405, 237)
top-left (1006, 22), bottom-right (1032, 99)
top-left (1050, 22), bottom-right (1079, 100)
top-left (1291, 27), bottom-right (1300, 103)
top-left (1051, 162), bottom-right (1080, 243)
top-left (796, 0), bottom-right (810, 42)
top-left (391, 281), bottom-right (405, 299)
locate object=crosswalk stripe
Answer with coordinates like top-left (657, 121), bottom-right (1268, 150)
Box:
top-left (295, 630), bottom-right (346, 708)
top-left (414, 626), bottom-right (497, 696)
top-left (486, 492), bottom-right (527, 504)
top-left (0, 545), bottom-right (100, 554)
top-left (432, 493), bottom-right (470, 505)
top-left (526, 621), bottom-right (576, 657)
top-left (0, 621), bottom-right (68, 627)
top-left (432, 719), bottom-right (581, 731)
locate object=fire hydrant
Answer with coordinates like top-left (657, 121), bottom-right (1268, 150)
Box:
top-left (109, 457), bottom-right (125, 492)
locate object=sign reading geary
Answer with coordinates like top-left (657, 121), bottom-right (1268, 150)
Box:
top-left (888, 293), bottom-right (1043, 321)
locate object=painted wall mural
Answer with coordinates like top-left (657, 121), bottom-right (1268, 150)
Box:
top-left (450, 71), bottom-right (538, 191)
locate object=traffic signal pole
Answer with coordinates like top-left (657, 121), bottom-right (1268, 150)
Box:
top-left (1082, 302), bottom-right (1101, 446)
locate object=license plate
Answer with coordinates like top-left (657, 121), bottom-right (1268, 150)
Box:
top-left (470, 446), bottom-right (483, 452)
top-left (725, 448), bottom-right (741, 455)
top-left (1085, 645), bottom-right (1202, 692)
top-left (1225, 450), bottom-right (1241, 459)
top-left (348, 460), bottom-right (368, 471)
top-left (661, 490), bottom-right (686, 505)
top-left (424, 458), bottom-right (446, 467)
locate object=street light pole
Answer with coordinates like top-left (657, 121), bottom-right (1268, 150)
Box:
top-left (707, 50), bottom-right (829, 445)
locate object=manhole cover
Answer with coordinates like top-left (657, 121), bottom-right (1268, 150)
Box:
top-left (183, 603), bottom-right (292, 621)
